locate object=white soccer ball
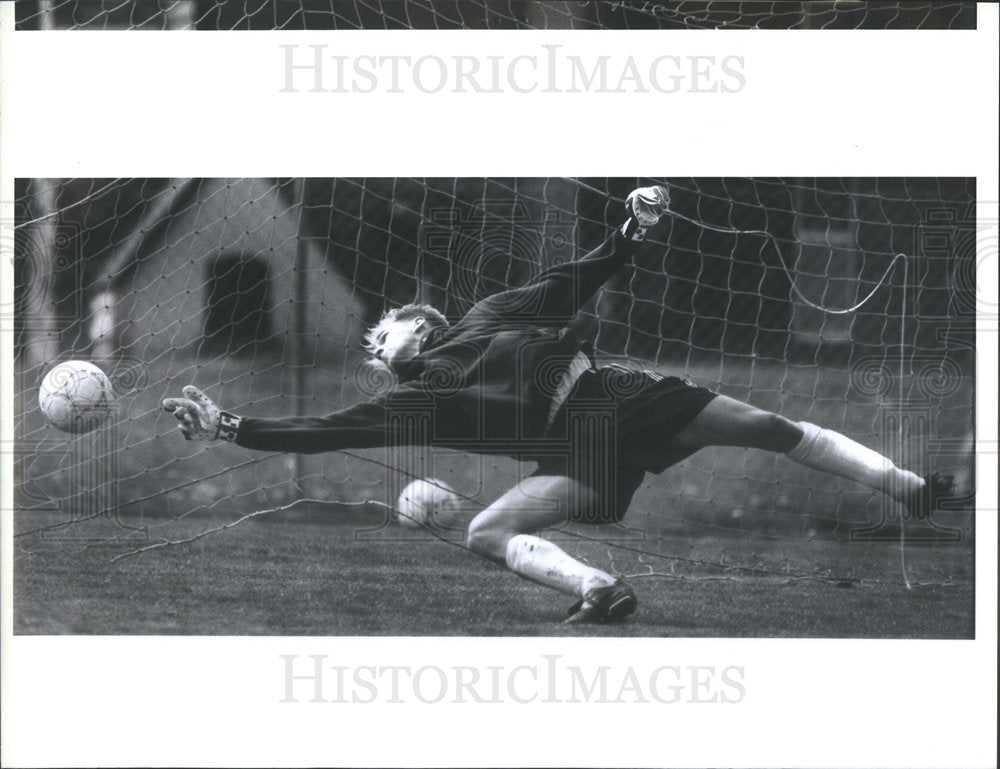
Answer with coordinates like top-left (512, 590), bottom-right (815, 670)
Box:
top-left (38, 360), bottom-right (115, 434)
top-left (395, 478), bottom-right (461, 529)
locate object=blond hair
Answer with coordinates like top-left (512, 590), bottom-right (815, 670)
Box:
top-left (362, 303), bottom-right (449, 354)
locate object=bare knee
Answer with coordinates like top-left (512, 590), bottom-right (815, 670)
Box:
top-left (466, 518), bottom-right (510, 563)
top-left (747, 411), bottom-right (802, 452)
top-left (465, 475), bottom-right (581, 563)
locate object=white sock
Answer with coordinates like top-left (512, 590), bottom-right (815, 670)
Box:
top-left (786, 422), bottom-right (923, 501)
top-left (505, 534), bottom-right (614, 598)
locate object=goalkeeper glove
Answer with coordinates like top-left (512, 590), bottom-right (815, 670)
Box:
top-left (162, 385), bottom-right (240, 442)
top-left (621, 185), bottom-right (671, 241)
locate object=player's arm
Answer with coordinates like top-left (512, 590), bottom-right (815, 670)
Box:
top-left (463, 229), bottom-right (636, 328)
top-left (162, 385), bottom-right (393, 454)
top-left (463, 186), bottom-right (670, 327)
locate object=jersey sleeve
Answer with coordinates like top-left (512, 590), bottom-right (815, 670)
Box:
top-left (232, 399), bottom-right (394, 454)
top-left (461, 230), bottom-right (635, 327)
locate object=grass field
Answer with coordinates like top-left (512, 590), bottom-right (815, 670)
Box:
top-left (13, 505), bottom-right (974, 637)
top-left (13, 353), bottom-right (976, 638)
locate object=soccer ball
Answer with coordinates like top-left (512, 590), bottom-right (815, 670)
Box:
top-left (395, 478), bottom-right (461, 529)
top-left (38, 360), bottom-right (115, 433)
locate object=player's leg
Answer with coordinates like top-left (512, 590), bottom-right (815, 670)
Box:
top-left (466, 475), bottom-right (611, 592)
top-left (669, 394), bottom-right (926, 502)
top-left (466, 475), bottom-right (635, 621)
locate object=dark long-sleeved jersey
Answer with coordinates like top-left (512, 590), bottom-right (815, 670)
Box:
top-left (232, 230), bottom-right (636, 456)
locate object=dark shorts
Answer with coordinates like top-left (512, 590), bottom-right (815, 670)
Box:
top-left (531, 366), bottom-right (718, 525)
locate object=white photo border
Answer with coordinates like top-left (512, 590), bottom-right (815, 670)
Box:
top-left (1, 5), bottom-right (997, 767)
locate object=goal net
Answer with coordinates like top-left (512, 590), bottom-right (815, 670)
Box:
top-left (12, 177), bottom-right (976, 589)
top-left (14, 0), bottom-right (976, 31)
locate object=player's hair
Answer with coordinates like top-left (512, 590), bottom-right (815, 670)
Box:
top-left (362, 303), bottom-right (449, 354)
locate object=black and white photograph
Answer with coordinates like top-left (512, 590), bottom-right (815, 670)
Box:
top-left (1, 2), bottom-right (997, 768)
top-left (10, 175), bottom-right (979, 637)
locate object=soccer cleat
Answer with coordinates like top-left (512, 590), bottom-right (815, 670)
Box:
top-left (565, 578), bottom-right (637, 624)
top-left (621, 185), bottom-right (671, 241)
top-left (905, 472), bottom-right (956, 520)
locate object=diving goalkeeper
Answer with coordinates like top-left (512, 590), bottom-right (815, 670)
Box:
top-left (163, 186), bottom-right (952, 623)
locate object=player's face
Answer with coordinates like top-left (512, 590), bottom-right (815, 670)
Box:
top-left (371, 318), bottom-right (427, 370)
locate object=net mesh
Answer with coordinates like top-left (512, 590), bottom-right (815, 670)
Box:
top-left (13, 176), bottom-right (975, 587)
top-left (14, 0), bottom-right (976, 30)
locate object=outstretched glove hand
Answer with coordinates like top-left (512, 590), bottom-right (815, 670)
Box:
top-left (162, 385), bottom-right (239, 442)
